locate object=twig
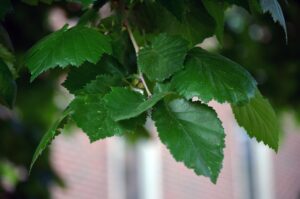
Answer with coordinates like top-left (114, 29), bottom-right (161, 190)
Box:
top-left (126, 22), bottom-right (152, 97)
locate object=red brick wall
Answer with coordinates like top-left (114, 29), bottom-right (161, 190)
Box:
top-left (51, 131), bottom-right (108, 199)
top-left (50, 107), bottom-right (300, 199)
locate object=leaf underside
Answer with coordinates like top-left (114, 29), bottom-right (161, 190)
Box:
top-left (232, 90), bottom-right (279, 151)
top-left (30, 108), bottom-right (71, 172)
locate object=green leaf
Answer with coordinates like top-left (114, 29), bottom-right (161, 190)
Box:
top-left (260, 0), bottom-right (287, 40)
top-left (130, 1), bottom-right (215, 45)
top-left (172, 48), bottom-right (256, 104)
top-left (232, 90), bottom-right (279, 151)
top-left (30, 108), bottom-right (71, 172)
top-left (104, 87), bottom-right (168, 121)
top-left (81, 75), bottom-right (121, 95)
top-left (70, 94), bottom-right (123, 142)
top-left (153, 98), bottom-right (225, 183)
top-left (0, 25), bottom-right (14, 53)
top-left (163, 0), bottom-right (215, 45)
top-left (0, 43), bottom-right (15, 67)
top-left (248, 0), bottom-right (262, 14)
top-left (25, 25), bottom-right (112, 81)
top-left (138, 33), bottom-right (189, 81)
top-left (63, 62), bottom-right (104, 94)
top-left (172, 1), bottom-right (217, 45)
top-left (63, 55), bottom-right (124, 95)
top-left (120, 113), bottom-right (147, 132)
top-left (164, 0), bottom-right (215, 46)
top-left (153, 82), bottom-right (173, 94)
top-left (78, 9), bottom-right (99, 26)
top-left (202, 0), bottom-right (226, 44)
top-left (124, 125), bottom-right (150, 144)
top-left (0, 59), bottom-right (16, 108)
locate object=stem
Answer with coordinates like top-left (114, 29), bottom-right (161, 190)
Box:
top-left (126, 23), bottom-right (152, 97)
top-left (127, 24), bottom-right (139, 54)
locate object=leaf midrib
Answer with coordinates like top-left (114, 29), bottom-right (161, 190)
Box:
top-left (164, 101), bottom-right (211, 176)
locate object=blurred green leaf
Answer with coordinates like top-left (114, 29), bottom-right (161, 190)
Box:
top-left (203, 0), bottom-right (227, 44)
top-left (0, 161), bottom-right (20, 187)
top-left (0, 59), bottom-right (16, 108)
top-left (130, 1), bottom-right (215, 45)
top-left (157, 0), bottom-right (185, 20)
top-left (30, 108), bottom-right (72, 172)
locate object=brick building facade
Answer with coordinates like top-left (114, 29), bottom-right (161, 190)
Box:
top-left (50, 103), bottom-right (300, 199)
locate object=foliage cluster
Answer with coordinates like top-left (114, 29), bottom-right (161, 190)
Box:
top-left (0, 0), bottom-right (287, 183)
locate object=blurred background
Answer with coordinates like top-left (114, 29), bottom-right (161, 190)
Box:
top-left (1, 1), bottom-right (300, 199)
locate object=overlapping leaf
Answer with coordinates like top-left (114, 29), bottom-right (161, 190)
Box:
top-left (63, 55), bottom-right (124, 95)
top-left (24, 0), bottom-right (285, 183)
top-left (138, 33), bottom-right (188, 81)
top-left (153, 98), bottom-right (225, 183)
top-left (25, 25), bottom-right (111, 81)
top-left (168, 1), bottom-right (215, 45)
top-left (63, 62), bottom-right (104, 94)
top-left (104, 87), bottom-right (168, 121)
top-left (81, 75), bottom-right (121, 95)
top-left (172, 48), bottom-right (257, 104)
top-left (232, 90), bottom-right (279, 151)
top-left (130, 1), bottom-right (215, 45)
top-left (70, 95), bottom-right (123, 142)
